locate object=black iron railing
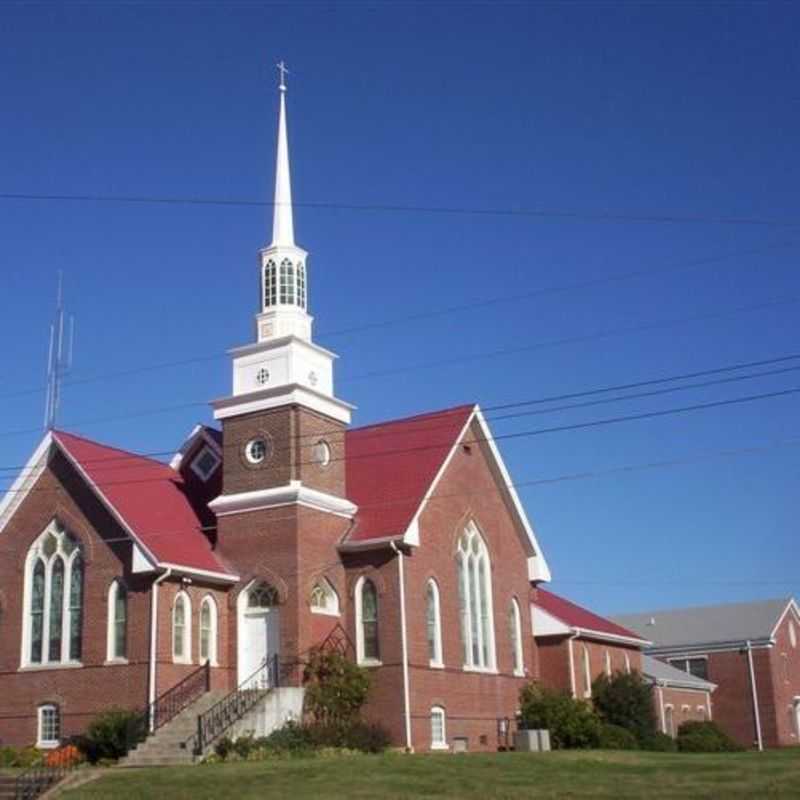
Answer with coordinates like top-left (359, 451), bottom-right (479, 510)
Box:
top-left (188, 653), bottom-right (280, 756)
top-left (15, 761), bottom-right (71, 800)
top-left (124, 659), bottom-right (211, 751)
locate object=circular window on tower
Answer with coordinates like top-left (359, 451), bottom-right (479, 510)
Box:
top-left (312, 439), bottom-right (332, 467)
top-left (244, 437), bottom-right (272, 466)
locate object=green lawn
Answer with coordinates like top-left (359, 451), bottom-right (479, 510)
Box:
top-left (61, 749), bottom-right (800, 799)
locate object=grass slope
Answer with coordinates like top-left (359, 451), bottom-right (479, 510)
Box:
top-left (62, 750), bottom-right (800, 800)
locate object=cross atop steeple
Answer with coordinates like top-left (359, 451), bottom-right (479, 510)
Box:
top-left (277, 61), bottom-right (289, 93)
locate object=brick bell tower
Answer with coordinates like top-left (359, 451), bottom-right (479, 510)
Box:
top-left (210, 65), bottom-right (356, 679)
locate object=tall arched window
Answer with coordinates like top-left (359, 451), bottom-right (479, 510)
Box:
top-left (107, 580), bottom-right (128, 661)
top-left (664, 705), bottom-right (674, 737)
top-left (23, 521), bottom-right (83, 667)
top-left (279, 259), bottom-right (296, 305)
top-left (200, 596), bottom-right (218, 665)
top-left (509, 598), bottom-right (524, 676)
top-left (624, 651), bottom-right (631, 674)
top-left (582, 645), bottom-right (592, 697)
top-left (172, 591), bottom-right (192, 663)
top-left (355, 577), bottom-right (379, 664)
top-left (455, 522), bottom-right (496, 671)
top-left (297, 262), bottom-right (307, 309)
top-left (426, 579), bottom-right (443, 667)
top-left (262, 259), bottom-right (277, 308)
top-left (604, 649), bottom-right (612, 677)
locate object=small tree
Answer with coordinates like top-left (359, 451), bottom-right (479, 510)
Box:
top-left (591, 670), bottom-right (657, 745)
top-left (518, 683), bottom-right (600, 749)
top-left (302, 648), bottom-right (371, 725)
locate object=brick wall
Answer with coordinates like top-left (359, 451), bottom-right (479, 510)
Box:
top-left (764, 608), bottom-right (800, 747)
top-left (0, 452), bottom-right (152, 746)
top-left (655, 686), bottom-right (712, 735)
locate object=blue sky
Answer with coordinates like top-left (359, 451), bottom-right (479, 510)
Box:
top-left (1, 2), bottom-right (797, 615)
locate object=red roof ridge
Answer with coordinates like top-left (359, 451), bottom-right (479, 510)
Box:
top-left (348, 403), bottom-right (476, 434)
top-left (52, 429), bottom-right (177, 472)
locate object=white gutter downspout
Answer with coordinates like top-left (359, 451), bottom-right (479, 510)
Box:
top-left (745, 640), bottom-right (764, 751)
top-left (148, 567), bottom-right (172, 731)
top-left (567, 632), bottom-right (579, 699)
top-left (390, 542), bottom-right (412, 752)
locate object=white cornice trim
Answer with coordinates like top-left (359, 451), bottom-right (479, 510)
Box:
top-left (229, 333), bottom-right (335, 361)
top-left (572, 627), bottom-right (651, 648)
top-left (0, 432), bottom-right (53, 535)
top-left (211, 383), bottom-right (354, 425)
top-left (770, 599), bottom-right (800, 640)
top-left (649, 677), bottom-right (717, 692)
top-left (646, 639), bottom-right (774, 656)
top-left (157, 562), bottom-right (240, 584)
top-left (210, 481), bottom-right (358, 519)
top-left (339, 533), bottom-right (405, 552)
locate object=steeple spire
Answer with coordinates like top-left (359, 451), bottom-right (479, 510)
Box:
top-left (271, 61), bottom-right (294, 247)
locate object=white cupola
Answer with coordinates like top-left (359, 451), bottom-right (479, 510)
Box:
top-left (212, 64), bottom-right (353, 426)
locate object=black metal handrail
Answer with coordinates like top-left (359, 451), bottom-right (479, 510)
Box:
top-left (189, 653), bottom-right (280, 756)
top-left (15, 761), bottom-right (71, 800)
top-left (125, 659), bottom-right (211, 751)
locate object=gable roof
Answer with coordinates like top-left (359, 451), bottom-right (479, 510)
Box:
top-left (342, 404), bottom-right (551, 581)
top-left (534, 588), bottom-right (649, 646)
top-left (343, 404), bottom-right (474, 545)
top-left (613, 596), bottom-right (797, 651)
top-left (642, 654), bottom-right (716, 692)
top-left (0, 429), bottom-right (236, 581)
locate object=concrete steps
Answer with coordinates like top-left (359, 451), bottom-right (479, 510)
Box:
top-left (0, 775), bottom-right (17, 800)
top-left (119, 691), bottom-right (227, 768)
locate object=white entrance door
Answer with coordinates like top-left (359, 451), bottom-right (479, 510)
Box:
top-left (239, 607), bottom-right (280, 688)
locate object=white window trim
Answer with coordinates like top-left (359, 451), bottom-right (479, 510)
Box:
top-left (430, 705), bottom-right (448, 750)
top-left (172, 590), bottom-right (192, 664)
top-left (456, 521), bottom-right (497, 673)
top-left (199, 595), bottom-right (219, 666)
top-left (310, 577), bottom-right (340, 617)
top-left (20, 522), bottom-right (84, 670)
top-left (354, 576), bottom-right (381, 666)
top-left (105, 579), bottom-right (128, 664)
top-left (510, 598), bottom-right (524, 677)
top-left (604, 649), bottom-right (612, 677)
top-left (190, 444), bottom-right (221, 482)
top-left (427, 579), bottom-right (444, 668)
top-left (37, 704), bottom-right (60, 749)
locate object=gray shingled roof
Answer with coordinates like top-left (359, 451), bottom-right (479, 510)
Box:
top-left (613, 597), bottom-right (793, 650)
top-left (642, 655), bottom-right (716, 691)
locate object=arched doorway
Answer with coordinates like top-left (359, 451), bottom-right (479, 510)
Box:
top-left (237, 581), bottom-right (280, 687)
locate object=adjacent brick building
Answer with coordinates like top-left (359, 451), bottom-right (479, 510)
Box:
top-left (615, 597), bottom-right (800, 748)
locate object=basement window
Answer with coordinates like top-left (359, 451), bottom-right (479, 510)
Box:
top-left (37, 704), bottom-right (60, 749)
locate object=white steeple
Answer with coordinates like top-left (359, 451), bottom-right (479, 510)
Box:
top-left (271, 63), bottom-right (294, 248)
top-left (212, 63), bottom-right (353, 426)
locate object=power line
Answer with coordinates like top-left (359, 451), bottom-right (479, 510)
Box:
top-left (2, 384), bottom-right (798, 490)
top-left (1, 351), bottom-right (798, 469)
top-left (5, 432), bottom-right (798, 553)
top-left (2, 191), bottom-right (799, 228)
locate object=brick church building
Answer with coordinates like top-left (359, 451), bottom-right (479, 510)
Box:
top-left (0, 78), bottom-right (552, 754)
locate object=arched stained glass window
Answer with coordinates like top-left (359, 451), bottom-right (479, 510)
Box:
top-left (356, 577), bottom-right (379, 663)
top-left (426, 579), bottom-right (443, 666)
top-left (24, 523), bottom-right (83, 667)
top-left (108, 580), bottom-right (127, 661)
top-left (455, 522), bottom-right (496, 670)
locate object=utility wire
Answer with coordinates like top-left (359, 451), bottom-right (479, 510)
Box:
top-left (1, 351), bottom-right (798, 470)
top-left (2, 191), bottom-right (799, 228)
top-left (2, 385), bottom-right (798, 491)
top-left (0, 241), bottom-right (793, 402)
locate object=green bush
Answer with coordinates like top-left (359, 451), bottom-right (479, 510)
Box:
top-left (641, 731), bottom-right (677, 752)
top-left (518, 683), bottom-right (600, 749)
top-left (261, 721), bottom-right (314, 754)
top-left (309, 721), bottom-right (391, 754)
top-left (303, 649), bottom-right (371, 725)
top-left (213, 736), bottom-right (235, 760)
top-left (0, 746), bottom-right (44, 768)
top-left (592, 670), bottom-right (657, 745)
top-left (233, 733), bottom-right (256, 759)
top-left (597, 723), bottom-right (638, 750)
top-left (676, 721), bottom-right (742, 753)
top-left (74, 709), bottom-right (145, 763)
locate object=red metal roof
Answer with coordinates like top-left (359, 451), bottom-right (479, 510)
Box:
top-left (344, 404), bottom-right (475, 543)
top-left (53, 430), bottom-right (233, 577)
top-left (536, 588), bottom-right (646, 642)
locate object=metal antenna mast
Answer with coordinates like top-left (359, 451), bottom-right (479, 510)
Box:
top-left (44, 271), bottom-right (74, 431)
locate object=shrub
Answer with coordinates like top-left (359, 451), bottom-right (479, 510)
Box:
top-left (261, 721), bottom-right (314, 754)
top-left (518, 683), bottom-right (600, 749)
top-left (641, 731), bottom-right (677, 752)
top-left (45, 744), bottom-right (84, 768)
top-left (75, 709), bottom-right (145, 763)
top-left (309, 721), bottom-right (391, 754)
top-left (597, 723), bottom-right (638, 750)
top-left (591, 670), bottom-right (657, 745)
top-left (213, 736), bottom-right (234, 760)
top-left (0, 746), bottom-right (44, 768)
top-left (676, 721), bottom-right (742, 753)
top-left (303, 649), bottom-right (372, 725)
top-left (233, 733), bottom-right (256, 760)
